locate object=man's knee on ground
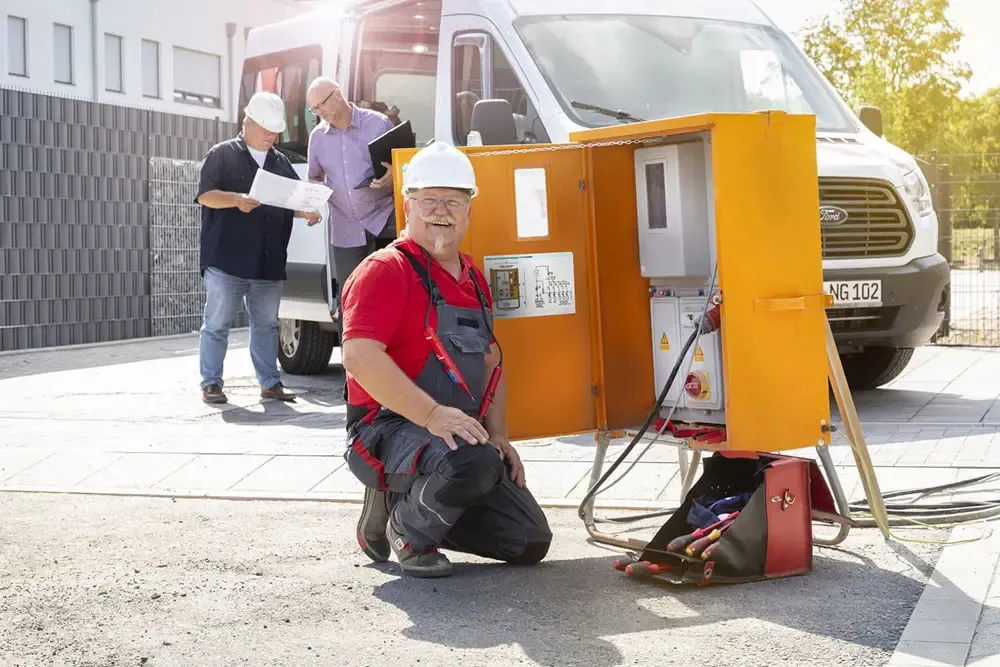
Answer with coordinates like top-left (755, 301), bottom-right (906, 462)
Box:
top-left (434, 444), bottom-right (504, 508)
top-left (506, 537), bottom-right (552, 566)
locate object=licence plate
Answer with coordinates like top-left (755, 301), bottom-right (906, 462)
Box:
top-left (824, 280), bottom-right (882, 307)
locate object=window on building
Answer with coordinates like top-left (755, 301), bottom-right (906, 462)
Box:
top-left (54, 23), bottom-right (73, 84)
top-left (173, 46), bottom-right (221, 108)
top-left (238, 45), bottom-right (322, 162)
top-left (104, 33), bottom-right (123, 92)
top-left (7, 16), bottom-right (27, 77)
top-left (142, 40), bottom-right (160, 97)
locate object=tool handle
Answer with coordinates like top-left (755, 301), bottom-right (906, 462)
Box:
top-left (701, 541), bottom-right (721, 560)
top-left (685, 529), bottom-right (722, 557)
top-left (477, 365), bottom-right (503, 422)
top-left (666, 533), bottom-right (697, 552)
top-left (685, 520), bottom-right (736, 557)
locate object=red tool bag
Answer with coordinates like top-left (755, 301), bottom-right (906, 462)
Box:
top-left (621, 450), bottom-right (840, 586)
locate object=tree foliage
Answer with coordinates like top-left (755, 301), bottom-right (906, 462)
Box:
top-left (800, 0), bottom-right (971, 154)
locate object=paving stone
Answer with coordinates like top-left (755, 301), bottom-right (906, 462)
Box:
top-left (75, 452), bottom-right (197, 489)
top-left (156, 454), bottom-right (273, 492)
top-left (519, 461), bottom-right (595, 499)
top-left (308, 462), bottom-right (363, 496)
top-left (3, 451), bottom-right (124, 487)
top-left (0, 449), bottom-right (54, 482)
top-left (228, 455), bottom-right (345, 493)
top-left (898, 619), bottom-right (977, 645)
top-left (887, 640), bottom-right (972, 666)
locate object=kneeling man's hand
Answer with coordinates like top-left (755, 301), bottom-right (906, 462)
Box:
top-left (493, 435), bottom-right (525, 488)
top-left (425, 405), bottom-right (490, 451)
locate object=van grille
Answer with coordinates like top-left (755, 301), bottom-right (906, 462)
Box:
top-left (818, 178), bottom-right (914, 259)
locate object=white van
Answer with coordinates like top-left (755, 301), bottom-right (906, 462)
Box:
top-left (239, 0), bottom-right (950, 389)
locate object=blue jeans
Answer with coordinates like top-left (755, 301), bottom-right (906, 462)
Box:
top-left (199, 266), bottom-right (284, 390)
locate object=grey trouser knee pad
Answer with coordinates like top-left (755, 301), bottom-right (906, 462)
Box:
top-left (433, 445), bottom-right (504, 508)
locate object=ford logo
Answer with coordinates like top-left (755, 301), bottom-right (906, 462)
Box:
top-left (820, 205), bottom-right (849, 225)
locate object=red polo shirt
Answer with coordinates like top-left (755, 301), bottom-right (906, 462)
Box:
top-left (340, 236), bottom-right (494, 409)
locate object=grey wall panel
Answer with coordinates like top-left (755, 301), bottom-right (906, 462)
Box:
top-left (1, 86), bottom-right (236, 351)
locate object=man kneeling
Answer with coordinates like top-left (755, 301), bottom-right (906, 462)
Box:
top-left (340, 142), bottom-right (552, 578)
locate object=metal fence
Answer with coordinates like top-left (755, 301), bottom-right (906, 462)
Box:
top-left (148, 158), bottom-right (251, 338)
top-left (924, 151), bottom-right (1000, 345)
top-left (0, 86), bottom-right (239, 352)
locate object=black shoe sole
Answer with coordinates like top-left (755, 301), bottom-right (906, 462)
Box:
top-left (399, 565), bottom-right (454, 578)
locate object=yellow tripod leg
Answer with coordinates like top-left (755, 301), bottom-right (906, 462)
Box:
top-left (825, 317), bottom-right (891, 538)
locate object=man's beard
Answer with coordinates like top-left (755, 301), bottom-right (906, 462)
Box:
top-left (426, 216), bottom-right (453, 254)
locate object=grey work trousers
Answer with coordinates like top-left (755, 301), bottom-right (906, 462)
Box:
top-left (330, 210), bottom-right (397, 321)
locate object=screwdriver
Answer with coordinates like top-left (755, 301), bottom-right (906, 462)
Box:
top-left (625, 561), bottom-right (675, 578)
top-left (666, 511), bottom-right (741, 553)
top-left (685, 520), bottom-right (735, 558)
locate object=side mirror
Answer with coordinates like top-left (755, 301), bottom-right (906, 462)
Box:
top-left (470, 99), bottom-right (518, 146)
top-left (859, 106), bottom-right (883, 137)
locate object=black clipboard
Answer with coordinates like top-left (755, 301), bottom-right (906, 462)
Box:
top-left (354, 120), bottom-right (416, 189)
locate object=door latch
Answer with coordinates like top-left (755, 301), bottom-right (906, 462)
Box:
top-left (770, 489), bottom-right (796, 511)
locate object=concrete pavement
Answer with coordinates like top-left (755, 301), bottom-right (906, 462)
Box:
top-left (4, 333), bottom-right (1000, 664)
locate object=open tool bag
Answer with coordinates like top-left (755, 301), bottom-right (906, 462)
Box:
top-left (623, 451), bottom-right (839, 586)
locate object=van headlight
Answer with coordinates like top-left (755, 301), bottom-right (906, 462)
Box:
top-left (901, 167), bottom-right (933, 216)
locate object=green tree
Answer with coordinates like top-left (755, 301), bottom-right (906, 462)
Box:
top-left (800, 0), bottom-right (971, 154)
top-left (939, 88), bottom-right (1000, 229)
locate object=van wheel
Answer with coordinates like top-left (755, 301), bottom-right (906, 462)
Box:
top-left (278, 319), bottom-right (337, 375)
top-left (842, 346), bottom-right (914, 390)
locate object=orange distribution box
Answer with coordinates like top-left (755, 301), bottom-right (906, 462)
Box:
top-left (391, 112), bottom-right (832, 452)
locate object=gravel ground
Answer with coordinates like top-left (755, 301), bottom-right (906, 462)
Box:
top-left (0, 492), bottom-right (948, 667)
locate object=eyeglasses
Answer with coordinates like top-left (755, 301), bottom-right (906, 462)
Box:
top-left (309, 89), bottom-right (336, 115)
top-left (409, 195), bottom-right (471, 213)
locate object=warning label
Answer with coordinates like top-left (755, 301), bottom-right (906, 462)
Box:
top-left (659, 333), bottom-right (670, 350)
top-left (694, 344), bottom-right (705, 362)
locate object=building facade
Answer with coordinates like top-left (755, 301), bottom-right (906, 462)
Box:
top-left (1, 0), bottom-right (320, 121)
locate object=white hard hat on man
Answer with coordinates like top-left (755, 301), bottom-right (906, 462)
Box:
top-left (244, 91), bottom-right (287, 134)
top-left (402, 141), bottom-right (478, 198)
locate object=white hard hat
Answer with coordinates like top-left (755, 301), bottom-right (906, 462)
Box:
top-left (244, 91), bottom-right (287, 134)
top-left (402, 141), bottom-right (478, 198)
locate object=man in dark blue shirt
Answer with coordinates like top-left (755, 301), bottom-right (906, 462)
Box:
top-left (195, 91), bottom-right (320, 404)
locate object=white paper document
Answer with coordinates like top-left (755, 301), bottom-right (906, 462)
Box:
top-left (247, 168), bottom-right (333, 212)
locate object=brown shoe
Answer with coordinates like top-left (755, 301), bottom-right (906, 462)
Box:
top-left (202, 384), bottom-right (228, 404)
top-left (261, 383), bottom-right (296, 402)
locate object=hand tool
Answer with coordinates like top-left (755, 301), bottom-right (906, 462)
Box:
top-left (665, 511), bottom-right (740, 553)
top-left (625, 561), bottom-right (675, 578)
top-left (424, 327), bottom-right (475, 400)
top-left (477, 365), bottom-right (503, 422)
top-left (685, 519), bottom-right (735, 558)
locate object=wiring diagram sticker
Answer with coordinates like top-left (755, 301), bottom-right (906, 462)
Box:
top-left (483, 252), bottom-right (576, 319)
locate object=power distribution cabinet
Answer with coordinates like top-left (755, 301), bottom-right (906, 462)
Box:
top-left (634, 142), bottom-right (712, 279)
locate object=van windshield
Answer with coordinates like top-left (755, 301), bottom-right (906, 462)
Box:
top-left (513, 14), bottom-right (857, 133)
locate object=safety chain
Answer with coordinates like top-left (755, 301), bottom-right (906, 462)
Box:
top-left (468, 136), bottom-right (664, 158)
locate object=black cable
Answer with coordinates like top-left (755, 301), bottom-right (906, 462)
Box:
top-left (577, 325), bottom-right (701, 521)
